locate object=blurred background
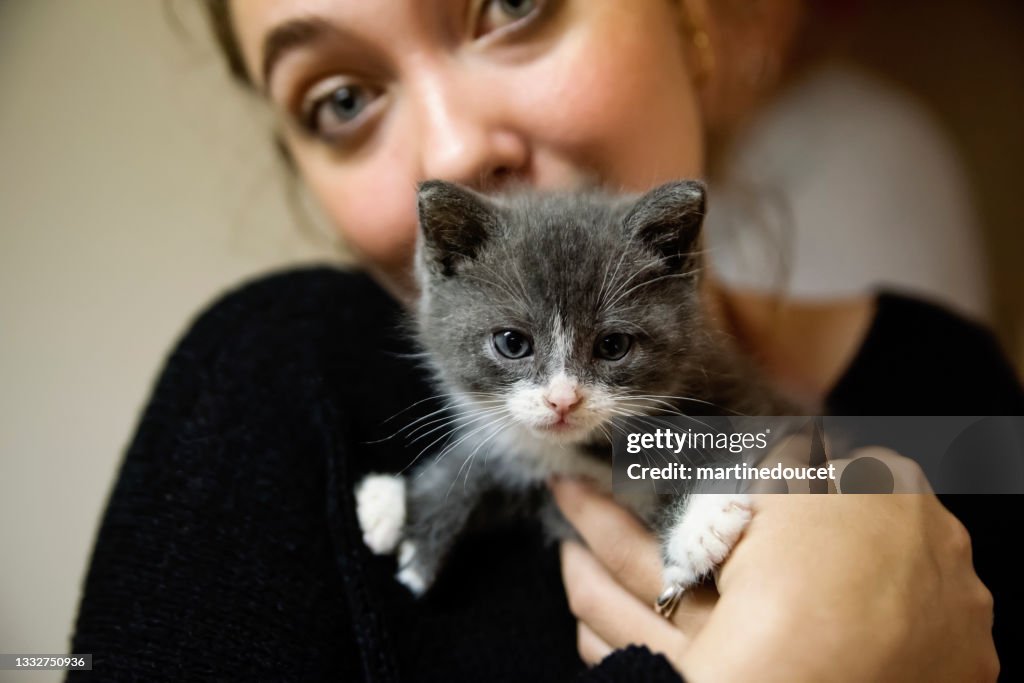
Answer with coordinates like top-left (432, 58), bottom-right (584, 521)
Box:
top-left (0, 2), bottom-right (341, 678)
top-left (0, 1), bottom-right (1021, 680)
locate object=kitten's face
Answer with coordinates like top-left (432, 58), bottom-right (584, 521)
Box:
top-left (414, 180), bottom-right (710, 445)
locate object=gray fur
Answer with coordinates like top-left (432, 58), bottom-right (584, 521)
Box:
top-left (385, 180), bottom-right (796, 594)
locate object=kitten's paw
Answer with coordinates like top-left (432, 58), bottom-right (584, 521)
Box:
top-left (663, 494), bottom-right (752, 591)
top-left (355, 474), bottom-right (406, 555)
top-left (395, 540), bottom-right (428, 596)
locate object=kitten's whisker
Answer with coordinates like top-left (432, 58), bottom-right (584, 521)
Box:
top-left (605, 267), bottom-right (702, 309)
top-left (496, 237), bottom-right (532, 306)
top-left (444, 413), bottom-right (516, 499)
top-left (377, 393), bottom-right (452, 426)
top-left (379, 391), bottom-right (498, 425)
top-left (408, 406), bottom-right (509, 445)
top-left (605, 408), bottom-right (715, 466)
top-left (613, 400), bottom-right (683, 416)
top-left (599, 419), bottom-right (671, 473)
top-left (366, 395), bottom-right (464, 444)
top-left (621, 393), bottom-right (745, 417)
top-left (461, 272), bottom-right (529, 316)
top-left (368, 392), bottom-right (504, 443)
top-left (404, 407), bottom-right (509, 476)
top-left (458, 416), bottom-right (514, 494)
top-left (406, 415), bottom-right (473, 443)
top-left (601, 416), bottom-right (677, 466)
top-left (432, 409), bottom-right (513, 471)
top-left (601, 259), bottom-right (663, 312)
top-left (596, 248), bottom-right (632, 312)
top-left (603, 411), bottom-right (681, 467)
top-left (373, 405), bottom-right (463, 444)
top-left (611, 403), bottom-right (716, 458)
top-left (405, 429), bottom-right (461, 477)
top-left (601, 245), bottom-right (702, 308)
top-left (403, 400), bottom-right (507, 439)
top-left (599, 318), bottom-right (651, 338)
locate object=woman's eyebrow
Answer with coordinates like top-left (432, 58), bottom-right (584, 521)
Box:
top-left (261, 16), bottom-right (339, 89)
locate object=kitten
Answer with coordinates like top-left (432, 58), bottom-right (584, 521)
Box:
top-left (356, 179), bottom-right (796, 598)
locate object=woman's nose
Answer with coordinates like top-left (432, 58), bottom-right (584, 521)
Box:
top-left (413, 69), bottom-right (529, 190)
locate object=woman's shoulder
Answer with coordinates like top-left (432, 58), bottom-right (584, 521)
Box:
top-left (180, 265), bottom-right (394, 348)
top-left (827, 290), bottom-right (1024, 414)
top-left (145, 264), bottom-right (413, 432)
top-left (170, 264), bottom-right (430, 444)
top-left (164, 265), bottom-right (402, 376)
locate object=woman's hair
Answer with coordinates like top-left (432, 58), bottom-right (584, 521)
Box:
top-left (200, 0), bottom-right (300, 174)
top-left (202, 1), bottom-right (252, 88)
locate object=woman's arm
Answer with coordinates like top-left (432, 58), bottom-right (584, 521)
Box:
top-left (67, 271), bottom-right (364, 680)
top-left (551, 467), bottom-right (998, 683)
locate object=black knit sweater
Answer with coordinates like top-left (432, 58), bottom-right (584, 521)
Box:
top-left (68, 266), bottom-right (1024, 682)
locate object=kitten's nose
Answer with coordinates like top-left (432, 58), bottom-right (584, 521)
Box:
top-left (544, 383), bottom-right (582, 416)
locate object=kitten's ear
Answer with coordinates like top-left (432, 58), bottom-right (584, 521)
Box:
top-left (417, 180), bottom-right (499, 276)
top-left (623, 180), bottom-right (706, 271)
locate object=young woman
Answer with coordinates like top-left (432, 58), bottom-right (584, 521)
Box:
top-left (69, 1), bottom-right (1018, 680)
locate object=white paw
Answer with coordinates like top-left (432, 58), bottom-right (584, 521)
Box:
top-left (395, 540), bottom-right (427, 596)
top-left (663, 494), bottom-right (752, 590)
top-left (355, 474), bottom-right (406, 555)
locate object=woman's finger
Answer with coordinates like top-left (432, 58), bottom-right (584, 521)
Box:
top-left (577, 622), bottom-right (613, 666)
top-left (549, 477), bottom-right (664, 604)
top-left (560, 540), bottom-right (683, 653)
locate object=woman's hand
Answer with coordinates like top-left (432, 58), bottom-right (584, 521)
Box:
top-left (550, 452), bottom-right (998, 682)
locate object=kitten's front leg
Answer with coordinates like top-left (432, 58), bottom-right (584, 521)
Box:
top-left (397, 454), bottom-right (488, 596)
top-left (356, 450), bottom-right (488, 597)
top-left (660, 493), bottom-right (752, 593)
top-left (356, 474), bottom-right (407, 555)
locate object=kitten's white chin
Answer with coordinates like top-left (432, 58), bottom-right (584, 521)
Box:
top-left (531, 419), bottom-right (594, 444)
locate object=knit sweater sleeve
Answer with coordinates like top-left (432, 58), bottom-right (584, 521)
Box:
top-left (579, 646), bottom-right (686, 682)
top-left (67, 269), bottom-right (363, 681)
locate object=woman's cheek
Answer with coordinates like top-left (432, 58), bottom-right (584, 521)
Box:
top-left (299, 153), bottom-right (420, 279)
top-left (520, 2), bottom-right (704, 189)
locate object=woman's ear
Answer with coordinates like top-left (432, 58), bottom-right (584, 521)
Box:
top-left (417, 180), bottom-right (500, 276)
top-left (623, 180), bottom-right (706, 272)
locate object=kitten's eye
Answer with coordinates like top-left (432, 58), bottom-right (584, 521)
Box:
top-left (493, 330), bottom-right (533, 359)
top-left (300, 77), bottom-right (382, 142)
top-left (594, 333), bottom-right (633, 361)
top-left (475, 0), bottom-right (540, 37)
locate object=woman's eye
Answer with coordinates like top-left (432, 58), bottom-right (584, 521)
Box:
top-left (594, 333), bottom-right (633, 361)
top-left (493, 330), bottom-right (534, 359)
top-left (300, 78), bottom-right (380, 141)
top-left (476, 0), bottom-right (540, 37)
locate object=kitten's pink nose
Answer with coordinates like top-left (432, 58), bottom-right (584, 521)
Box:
top-left (544, 383), bottom-right (582, 416)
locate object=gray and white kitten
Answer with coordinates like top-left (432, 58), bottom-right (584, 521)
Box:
top-left (356, 179), bottom-right (794, 598)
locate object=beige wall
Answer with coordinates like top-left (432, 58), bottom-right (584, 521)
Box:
top-left (848, 0), bottom-right (1024, 373)
top-left (0, 2), bottom-right (340, 678)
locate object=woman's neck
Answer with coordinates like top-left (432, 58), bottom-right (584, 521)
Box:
top-left (703, 274), bottom-right (876, 408)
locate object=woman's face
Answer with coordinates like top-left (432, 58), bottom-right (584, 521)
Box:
top-left (231, 0), bottom-right (706, 295)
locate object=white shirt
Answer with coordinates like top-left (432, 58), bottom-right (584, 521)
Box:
top-left (707, 62), bottom-right (988, 319)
